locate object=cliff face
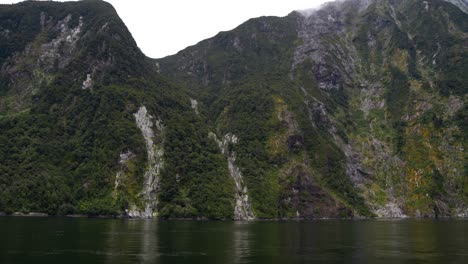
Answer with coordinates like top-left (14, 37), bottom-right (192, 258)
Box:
top-left (157, 0), bottom-right (467, 218)
top-left (0, 0), bottom-right (152, 112)
top-left (0, 0), bottom-right (466, 219)
top-left (0, 0), bottom-right (233, 218)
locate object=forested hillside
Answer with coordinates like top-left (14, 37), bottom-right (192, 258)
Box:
top-left (0, 0), bottom-right (466, 219)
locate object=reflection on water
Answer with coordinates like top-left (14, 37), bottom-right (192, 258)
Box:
top-left (0, 218), bottom-right (467, 264)
top-left (230, 221), bottom-right (252, 264)
top-left (140, 220), bottom-right (158, 263)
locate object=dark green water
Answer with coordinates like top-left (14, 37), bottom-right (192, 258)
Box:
top-left (0, 218), bottom-right (467, 264)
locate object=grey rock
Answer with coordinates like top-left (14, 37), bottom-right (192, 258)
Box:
top-left (128, 106), bottom-right (164, 218)
top-left (210, 132), bottom-right (255, 220)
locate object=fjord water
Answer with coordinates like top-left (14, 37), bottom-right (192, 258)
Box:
top-left (0, 218), bottom-right (467, 264)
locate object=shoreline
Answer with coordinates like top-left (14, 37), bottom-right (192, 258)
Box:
top-left (0, 212), bottom-right (466, 221)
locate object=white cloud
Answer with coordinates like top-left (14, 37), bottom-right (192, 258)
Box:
top-left (0, 0), bottom-right (330, 58)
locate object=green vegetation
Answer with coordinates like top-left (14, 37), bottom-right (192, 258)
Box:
top-left (0, 0), bottom-right (466, 219)
top-left (158, 112), bottom-right (234, 220)
top-left (0, 0), bottom-right (233, 217)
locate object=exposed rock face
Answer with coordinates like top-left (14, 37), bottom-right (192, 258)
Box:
top-left (290, 0), bottom-right (467, 218)
top-left (375, 202), bottom-right (407, 218)
top-left (272, 97), bottom-right (355, 219)
top-left (157, 0), bottom-right (467, 219)
top-left (293, 6), bottom-right (375, 192)
top-left (210, 132), bottom-right (255, 220)
top-left (113, 150), bottom-right (135, 197)
top-left (1, 0), bottom-right (466, 220)
top-left (82, 73), bottom-right (93, 90)
top-left (280, 163), bottom-right (354, 219)
top-left (456, 208), bottom-right (468, 218)
top-left (190, 98), bottom-right (199, 115)
top-left (293, 1), bottom-right (359, 90)
top-left (130, 106), bottom-right (164, 218)
top-left (39, 14), bottom-right (84, 71)
top-left (0, 13), bottom-right (85, 112)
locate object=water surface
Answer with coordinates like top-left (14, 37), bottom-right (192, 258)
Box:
top-left (0, 217), bottom-right (467, 263)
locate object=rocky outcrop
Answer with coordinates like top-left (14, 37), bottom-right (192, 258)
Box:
top-left (39, 14), bottom-right (84, 71)
top-left (1, 0), bottom-right (466, 220)
top-left (82, 73), bottom-right (93, 90)
top-left (375, 202), bottom-right (407, 218)
top-left (190, 98), bottom-right (199, 115)
top-left (210, 133), bottom-right (255, 220)
top-left (0, 13), bottom-right (85, 112)
top-left (112, 150), bottom-right (135, 197)
top-left (456, 207), bottom-right (468, 218)
top-left (280, 163), bottom-right (354, 219)
top-left (129, 106), bottom-right (164, 218)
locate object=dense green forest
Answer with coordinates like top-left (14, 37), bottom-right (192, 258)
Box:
top-left (0, 0), bottom-right (466, 219)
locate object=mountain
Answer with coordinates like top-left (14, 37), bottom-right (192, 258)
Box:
top-left (0, 0), bottom-right (233, 219)
top-left (0, 0), bottom-right (466, 219)
top-left (446, 0), bottom-right (468, 13)
top-left (157, 0), bottom-right (468, 219)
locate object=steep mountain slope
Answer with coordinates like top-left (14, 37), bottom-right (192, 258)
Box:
top-left (0, 0), bottom-right (234, 219)
top-left (157, 0), bottom-right (467, 218)
top-left (0, 0), bottom-right (466, 219)
top-left (446, 0), bottom-right (468, 13)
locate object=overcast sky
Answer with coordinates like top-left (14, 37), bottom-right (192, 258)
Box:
top-left (1, 0), bottom-right (331, 58)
